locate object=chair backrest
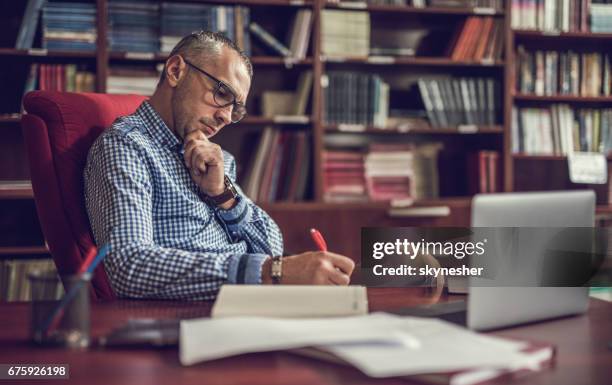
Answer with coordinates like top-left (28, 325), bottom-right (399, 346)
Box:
top-left (21, 91), bottom-right (147, 300)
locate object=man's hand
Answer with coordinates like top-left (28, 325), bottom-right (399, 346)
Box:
top-left (183, 130), bottom-right (225, 196)
top-left (262, 251), bottom-right (356, 285)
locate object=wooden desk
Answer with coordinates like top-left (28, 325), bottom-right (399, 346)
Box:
top-left (0, 288), bottom-right (610, 385)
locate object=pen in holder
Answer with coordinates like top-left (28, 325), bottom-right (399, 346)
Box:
top-left (29, 244), bottom-right (110, 349)
top-left (29, 270), bottom-right (90, 348)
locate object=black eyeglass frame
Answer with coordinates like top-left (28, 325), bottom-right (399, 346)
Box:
top-left (183, 58), bottom-right (247, 123)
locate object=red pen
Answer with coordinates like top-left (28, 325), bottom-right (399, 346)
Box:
top-left (309, 228), bottom-right (328, 252)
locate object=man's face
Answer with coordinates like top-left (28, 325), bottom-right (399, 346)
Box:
top-left (170, 48), bottom-right (251, 140)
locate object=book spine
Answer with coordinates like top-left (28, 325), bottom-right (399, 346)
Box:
top-left (248, 22), bottom-right (291, 57)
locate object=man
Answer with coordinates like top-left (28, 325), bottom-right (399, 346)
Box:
top-left (84, 31), bottom-right (355, 300)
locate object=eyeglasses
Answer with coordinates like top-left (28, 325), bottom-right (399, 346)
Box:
top-left (183, 59), bottom-right (247, 123)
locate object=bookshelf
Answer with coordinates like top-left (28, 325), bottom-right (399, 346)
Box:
top-left (508, 0), bottom-right (612, 204)
top-left (0, 0), bottom-right (610, 277)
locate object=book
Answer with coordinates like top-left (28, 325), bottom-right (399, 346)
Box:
top-left (287, 9), bottom-right (313, 59)
top-left (15, 0), bottom-right (46, 49)
top-left (248, 22), bottom-right (291, 57)
top-left (211, 285), bottom-right (368, 318)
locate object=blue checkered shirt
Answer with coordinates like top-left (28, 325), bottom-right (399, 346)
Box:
top-left (84, 101), bottom-right (284, 300)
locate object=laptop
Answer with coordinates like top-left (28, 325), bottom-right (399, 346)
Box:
top-left (394, 190), bottom-right (594, 331)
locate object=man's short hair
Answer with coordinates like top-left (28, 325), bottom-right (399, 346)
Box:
top-left (158, 31), bottom-right (253, 85)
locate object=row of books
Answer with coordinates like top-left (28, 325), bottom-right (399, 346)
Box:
top-left (0, 259), bottom-right (61, 302)
top-left (23, 64), bottom-right (96, 95)
top-left (323, 72), bottom-right (390, 127)
top-left (322, 143), bottom-right (442, 203)
top-left (516, 47), bottom-right (612, 96)
top-left (510, 0), bottom-right (594, 32)
top-left (108, 1), bottom-right (251, 54)
top-left (159, 3), bottom-right (251, 54)
top-left (42, 2), bottom-right (96, 52)
top-left (448, 17), bottom-right (504, 62)
top-left (242, 128), bottom-right (311, 203)
top-left (418, 77), bottom-right (500, 128)
top-left (512, 105), bottom-right (612, 155)
top-left (467, 150), bottom-right (500, 194)
top-left (107, 65), bottom-right (162, 96)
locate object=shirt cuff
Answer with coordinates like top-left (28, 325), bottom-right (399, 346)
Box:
top-left (227, 253), bottom-right (269, 284)
top-left (215, 195), bottom-right (252, 231)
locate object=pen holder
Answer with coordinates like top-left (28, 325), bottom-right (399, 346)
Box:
top-left (29, 270), bottom-right (91, 349)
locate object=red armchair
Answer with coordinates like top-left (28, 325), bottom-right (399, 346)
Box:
top-left (21, 91), bottom-right (147, 300)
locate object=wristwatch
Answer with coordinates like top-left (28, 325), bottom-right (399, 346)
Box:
top-left (271, 255), bottom-right (282, 284)
top-left (201, 175), bottom-right (239, 207)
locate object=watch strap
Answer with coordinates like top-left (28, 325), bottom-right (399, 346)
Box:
top-left (271, 255), bottom-right (282, 284)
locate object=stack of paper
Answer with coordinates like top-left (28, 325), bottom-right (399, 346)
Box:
top-left (211, 285), bottom-right (368, 318)
top-left (180, 313), bottom-right (554, 383)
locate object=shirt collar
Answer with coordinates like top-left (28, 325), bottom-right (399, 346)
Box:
top-left (136, 101), bottom-right (182, 151)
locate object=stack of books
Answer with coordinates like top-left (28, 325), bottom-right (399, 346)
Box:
top-left (516, 47), bottom-right (611, 97)
top-left (591, 3), bottom-right (612, 33)
top-left (160, 3), bottom-right (236, 53)
top-left (107, 65), bottom-right (161, 95)
top-left (41, 2), bottom-right (97, 51)
top-left (511, 0), bottom-right (590, 32)
top-left (242, 128), bottom-right (310, 203)
top-left (512, 105), bottom-right (612, 155)
top-left (323, 150), bottom-right (367, 203)
top-left (365, 144), bottom-right (414, 201)
top-left (324, 72), bottom-right (390, 127)
top-left (0, 259), bottom-right (62, 302)
top-left (23, 64), bottom-right (95, 93)
top-left (448, 17), bottom-right (504, 62)
top-left (108, 0), bottom-right (160, 53)
top-left (321, 10), bottom-right (370, 58)
top-left (417, 77), bottom-right (499, 128)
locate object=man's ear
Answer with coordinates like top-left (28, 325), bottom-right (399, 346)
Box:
top-left (164, 55), bottom-right (185, 88)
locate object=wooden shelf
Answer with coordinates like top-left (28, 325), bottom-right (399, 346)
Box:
top-left (513, 153), bottom-right (612, 161)
top-left (513, 29), bottom-right (612, 41)
top-left (325, 2), bottom-right (503, 16)
top-left (0, 246), bottom-right (49, 256)
top-left (0, 182), bottom-right (33, 199)
top-left (242, 116), bottom-right (311, 125)
top-left (324, 125), bottom-right (503, 134)
top-left (0, 48), bottom-right (96, 58)
top-left (109, 52), bottom-right (313, 66)
top-left (323, 56), bottom-right (503, 67)
top-left (260, 197), bottom-right (471, 211)
top-left (513, 94), bottom-right (612, 104)
top-left (0, 114), bottom-right (21, 123)
top-left (196, 0), bottom-right (312, 6)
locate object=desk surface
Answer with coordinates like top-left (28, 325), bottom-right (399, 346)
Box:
top-left (0, 288), bottom-right (611, 385)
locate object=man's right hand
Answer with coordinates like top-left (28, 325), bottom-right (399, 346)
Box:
top-left (262, 251), bottom-right (355, 285)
